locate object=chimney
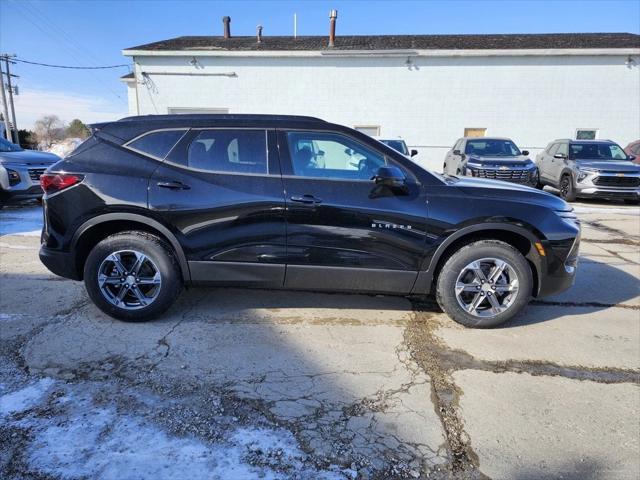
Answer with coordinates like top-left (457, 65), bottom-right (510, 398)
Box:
top-left (329, 10), bottom-right (337, 47)
top-left (222, 16), bottom-right (231, 39)
top-left (257, 25), bottom-right (263, 43)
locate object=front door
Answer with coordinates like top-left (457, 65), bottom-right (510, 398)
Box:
top-left (148, 128), bottom-right (287, 286)
top-left (277, 130), bottom-right (429, 293)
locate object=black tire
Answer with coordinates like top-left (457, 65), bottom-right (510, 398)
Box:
top-left (83, 231), bottom-right (182, 321)
top-left (559, 174), bottom-right (577, 202)
top-left (436, 240), bottom-right (533, 328)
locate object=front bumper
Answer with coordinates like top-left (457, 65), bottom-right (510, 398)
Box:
top-left (0, 164), bottom-right (47, 203)
top-left (39, 245), bottom-right (81, 280)
top-left (575, 171), bottom-right (640, 200)
top-left (538, 233), bottom-right (580, 298)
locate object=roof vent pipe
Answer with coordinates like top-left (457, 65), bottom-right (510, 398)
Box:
top-left (257, 25), bottom-right (263, 43)
top-left (329, 10), bottom-right (337, 47)
top-left (223, 16), bottom-right (231, 39)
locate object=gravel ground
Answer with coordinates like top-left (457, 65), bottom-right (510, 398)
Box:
top-left (0, 200), bottom-right (638, 479)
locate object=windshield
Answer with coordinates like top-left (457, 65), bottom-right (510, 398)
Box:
top-left (380, 140), bottom-right (408, 155)
top-left (465, 139), bottom-right (521, 157)
top-left (0, 136), bottom-right (23, 152)
top-left (570, 143), bottom-right (628, 161)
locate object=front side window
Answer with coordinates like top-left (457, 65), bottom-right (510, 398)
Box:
top-left (557, 143), bottom-right (569, 157)
top-left (186, 130), bottom-right (267, 174)
top-left (380, 140), bottom-right (408, 155)
top-left (465, 139), bottom-right (521, 157)
top-left (127, 130), bottom-right (185, 159)
top-left (547, 143), bottom-right (559, 155)
top-left (570, 143), bottom-right (627, 161)
top-left (286, 131), bottom-right (386, 180)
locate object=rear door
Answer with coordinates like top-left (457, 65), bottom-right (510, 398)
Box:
top-left (147, 128), bottom-right (287, 286)
top-left (538, 143), bottom-right (557, 183)
top-left (277, 129), bottom-right (429, 294)
top-left (552, 142), bottom-right (570, 185)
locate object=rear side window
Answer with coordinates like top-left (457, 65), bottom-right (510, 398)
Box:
top-left (186, 130), bottom-right (267, 174)
top-left (127, 130), bottom-right (186, 160)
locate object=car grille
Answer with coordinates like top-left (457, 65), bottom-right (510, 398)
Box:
top-left (593, 176), bottom-right (640, 188)
top-left (28, 168), bottom-right (46, 182)
top-left (471, 169), bottom-right (533, 184)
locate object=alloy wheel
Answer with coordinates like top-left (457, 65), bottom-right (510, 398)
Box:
top-left (454, 257), bottom-right (520, 317)
top-left (97, 250), bottom-right (161, 310)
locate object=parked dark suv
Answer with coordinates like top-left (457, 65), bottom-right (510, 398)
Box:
top-left (443, 137), bottom-right (538, 187)
top-left (39, 115), bottom-right (580, 328)
top-left (536, 139), bottom-right (640, 203)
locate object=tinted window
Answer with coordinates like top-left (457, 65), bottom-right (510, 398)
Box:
top-left (286, 131), bottom-right (386, 180)
top-left (380, 140), bottom-right (408, 155)
top-left (128, 130), bottom-right (185, 159)
top-left (465, 139), bottom-right (521, 156)
top-left (187, 130), bottom-right (267, 174)
top-left (570, 143), bottom-right (627, 160)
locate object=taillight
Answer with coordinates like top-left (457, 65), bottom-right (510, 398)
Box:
top-left (40, 173), bottom-right (84, 194)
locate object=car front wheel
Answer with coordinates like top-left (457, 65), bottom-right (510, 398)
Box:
top-left (559, 174), bottom-right (577, 202)
top-left (83, 231), bottom-right (182, 321)
top-left (436, 240), bottom-right (533, 328)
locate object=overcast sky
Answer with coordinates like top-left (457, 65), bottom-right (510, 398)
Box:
top-left (1, 0), bottom-right (639, 129)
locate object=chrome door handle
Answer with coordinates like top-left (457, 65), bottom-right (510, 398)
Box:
top-left (157, 181), bottom-right (190, 190)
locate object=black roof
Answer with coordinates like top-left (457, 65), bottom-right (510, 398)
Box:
top-left (125, 33), bottom-right (640, 52)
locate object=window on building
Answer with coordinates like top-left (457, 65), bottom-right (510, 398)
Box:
top-left (464, 128), bottom-right (486, 138)
top-left (286, 131), bottom-right (386, 180)
top-left (127, 130), bottom-right (186, 159)
top-left (354, 125), bottom-right (380, 137)
top-left (168, 108), bottom-right (229, 114)
top-left (186, 130), bottom-right (267, 174)
top-left (576, 129), bottom-right (598, 140)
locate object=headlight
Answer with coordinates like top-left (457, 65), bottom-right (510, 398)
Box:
top-left (466, 162), bottom-right (483, 169)
top-left (555, 209), bottom-right (580, 227)
top-left (577, 168), bottom-right (598, 182)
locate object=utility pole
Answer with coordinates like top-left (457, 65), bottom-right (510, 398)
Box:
top-left (2, 54), bottom-right (18, 143)
top-left (0, 59), bottom-right (12, 141)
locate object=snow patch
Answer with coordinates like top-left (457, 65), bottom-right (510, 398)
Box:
top-left (0, 206), bottom-right (43, 237)
top-left (0, 378), bottom-right (55, 416)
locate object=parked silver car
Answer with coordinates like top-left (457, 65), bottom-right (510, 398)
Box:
top-left (0, 137), bottom-right (60, 207)
top-left (535, 139), bottom-right (639, 203)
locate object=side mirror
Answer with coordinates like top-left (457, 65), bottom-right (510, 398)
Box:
top-left (317, 150), bottom-right (325, 156)
top-left (629, 154), bottom-right (636, 161)
top-left (453, 149), bottom-right (461, 155)
top-left (521, 150), bottom-right (530, 156)
top-left (554, 153), bottom-right (567, 159)
top-left (410, 149), bottom-right (418, 157)
top-left (372, 166), bottom-right (407, 189)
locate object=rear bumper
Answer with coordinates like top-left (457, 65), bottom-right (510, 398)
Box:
top-left (39, 245), bottom-right (80, 280)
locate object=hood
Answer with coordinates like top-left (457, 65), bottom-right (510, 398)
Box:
top-left (575, 159), bottom-right (640, 173)
top-left (467, 155), bottom-right (533, 166)
top-left (0, 149), bottom-right (60, 166)
top-left (453, 176), bottom-right (568, 210)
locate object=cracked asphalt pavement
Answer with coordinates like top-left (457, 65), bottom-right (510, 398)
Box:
top-left (0, 202), bottom-right (639, 479)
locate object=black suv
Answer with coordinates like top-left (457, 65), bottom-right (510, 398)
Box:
top-left (39, 115), bottom-right (580, 328)
top-left (443, 137), bottom-right (538, 187)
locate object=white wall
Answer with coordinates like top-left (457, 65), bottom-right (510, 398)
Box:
top-left (129, 53), bottom-right (640, 171)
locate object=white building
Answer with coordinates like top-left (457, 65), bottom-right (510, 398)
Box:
top-left (121, 24), bottom-right (640, 170)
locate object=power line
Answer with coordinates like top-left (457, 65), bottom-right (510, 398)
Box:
top-left (12, 58), bottom-right (130, 70)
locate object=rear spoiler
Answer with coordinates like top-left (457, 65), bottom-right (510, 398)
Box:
top-left (89, 122), bottom-right (128, 145)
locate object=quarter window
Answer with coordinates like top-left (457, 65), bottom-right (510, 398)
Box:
top-left (127, 130), bottom-right (185, 159)
top-left (286, 131), bottom-right (386, 180)
top-left (186, 130), bottom-right (267, 174)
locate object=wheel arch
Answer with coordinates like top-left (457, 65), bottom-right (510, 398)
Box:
top-left (412, 223), bottom-right (543, 297)
top-left (72, 213), bottom-right (191, 282)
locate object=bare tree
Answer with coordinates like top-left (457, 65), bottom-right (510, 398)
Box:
top-left (33, 115), bottom-right (65, 149)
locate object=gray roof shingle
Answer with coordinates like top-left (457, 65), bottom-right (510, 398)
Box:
top-left (125, 33), bottom-right (640, 52)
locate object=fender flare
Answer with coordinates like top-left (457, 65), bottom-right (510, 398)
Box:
top-left (412, 222), bottom-right (543, 295)
top-left (72, 212), bottom-right (191, 282)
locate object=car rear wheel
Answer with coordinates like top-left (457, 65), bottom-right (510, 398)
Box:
top-left (436, 240), bottom-right (533, 328)
top-left (559, 174), bottom-right (577, 202)
top-left (83, 231), bottom-right (182, 321)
